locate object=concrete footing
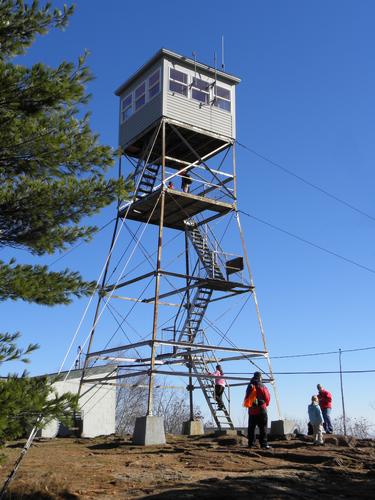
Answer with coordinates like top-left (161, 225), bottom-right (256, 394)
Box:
top-left (270, 419), bottom-right (296, 436)
top-left (182, 420), bottom-right (204, 436)
top-left (133, 416), bottom-right (166, 446)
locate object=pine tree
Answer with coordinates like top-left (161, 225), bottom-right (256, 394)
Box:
top-left (0, 1), bottom-right (130, 441)
top-left (0, 332), bottom-right (78, 444)
top-left (0, 1), bottom-right (131, 304)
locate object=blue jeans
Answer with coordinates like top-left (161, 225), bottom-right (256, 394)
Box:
top-left (322, 408), bottom-right (333, 433)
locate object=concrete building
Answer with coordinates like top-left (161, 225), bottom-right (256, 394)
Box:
top-left (40, 365), bottom-right (117, 438)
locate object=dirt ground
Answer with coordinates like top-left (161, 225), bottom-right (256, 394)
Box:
top-left (0, 433), bottom-right (374, 499)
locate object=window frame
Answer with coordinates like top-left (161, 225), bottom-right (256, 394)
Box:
top-left (168, 67), bottom-right (189, 98)
top-left (212, 84), bottom-right (231, 112)
top-left (121, 93), bottom-right (133, 123)
top-left (134, 82), bottom-right (146, 112)
top-left (191, 76), bottom-right (210, 105)
top-left (120, 63), bottom-right (234, 126)
top-left (148, 69), bottom-right (161, 101)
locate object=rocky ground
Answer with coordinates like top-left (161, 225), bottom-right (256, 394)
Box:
top-left (0, 433), bottom-right (374, 499)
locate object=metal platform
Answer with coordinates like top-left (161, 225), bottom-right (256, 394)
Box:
top-left (84, 340), bottom-right (271, 390)
top-left (119, 187), bottom-right (234, 230)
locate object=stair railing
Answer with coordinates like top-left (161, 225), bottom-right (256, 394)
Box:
top-left (186, 217), bottom-right (225, 280)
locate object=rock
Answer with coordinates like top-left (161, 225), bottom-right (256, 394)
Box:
top-left (336, 435), bottom-right (357, 447)
top-left (324, 436), bottom-right (338, 446)
top-left (216, 435), bottom-right (247, 446)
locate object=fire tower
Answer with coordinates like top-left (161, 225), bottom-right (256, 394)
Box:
top-left (78, 49), bottom-right (278, 444)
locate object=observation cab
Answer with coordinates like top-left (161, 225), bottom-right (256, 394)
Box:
top-left (115, 48), bottom-right (241, 231)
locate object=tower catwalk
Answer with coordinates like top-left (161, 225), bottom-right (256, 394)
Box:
top-left (78, 49), bottom-right (280, 438)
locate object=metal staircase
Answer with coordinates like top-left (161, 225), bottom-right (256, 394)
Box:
top-left (185, 222), bottom-right (225, 280)
top-left (134, 162), bottom-right (160, 200)
top-left (175, 220), bottom-right (234, 430)
top-left (177, 287), bottom-right (213, 343)
top-left (192, 352), bottom-right (234, 430)
top-left (177, 221), bottom-right (225, 344)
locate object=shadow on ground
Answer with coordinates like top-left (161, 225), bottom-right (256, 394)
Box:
top-left (142, 469), bottom-right (375, 500)
top-left (3, 491), bottom-right (78, 500)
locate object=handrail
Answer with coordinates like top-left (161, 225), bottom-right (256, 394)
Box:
top-left (173, 257), bottom-right (200, 342)
top-left (188, 214), bottom-right (227, 279)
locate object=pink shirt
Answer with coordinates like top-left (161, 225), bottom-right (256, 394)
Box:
top-left (214, 370), bottom-right (225, 386)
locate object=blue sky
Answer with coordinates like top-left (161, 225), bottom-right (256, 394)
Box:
top-left (3, 0), bottom-right (375, 430)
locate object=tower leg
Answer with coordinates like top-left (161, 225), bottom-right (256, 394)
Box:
top-left (182, 420), bottom-right (204, 436)
top-left (133, 416), bottom-right (166, 446)
top-left (146, 120), bottom-right (166, 416)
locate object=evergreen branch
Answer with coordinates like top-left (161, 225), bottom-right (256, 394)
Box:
top-left (0, 260), bottom-right (97, 305)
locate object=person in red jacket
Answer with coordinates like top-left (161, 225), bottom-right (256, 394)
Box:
top-left (317, 384), bottom-right (333, 434)
top-left (245, 371), bottom-right (271, 449)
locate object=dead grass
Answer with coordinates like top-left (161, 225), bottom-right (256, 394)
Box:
top-left (0, 434), bottom-right (374, 499)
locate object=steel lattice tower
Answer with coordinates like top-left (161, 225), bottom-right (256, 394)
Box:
top-left (78, 49), bottom-right (279, 443)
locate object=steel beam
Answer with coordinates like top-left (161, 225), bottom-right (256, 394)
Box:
top-left (85, 370), bottom-right (272, 384)
top-left (86, 340), bottom-right (152, 359)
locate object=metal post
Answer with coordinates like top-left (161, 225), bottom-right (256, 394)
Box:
top-left (339, 348), bottom-right (347, 436)
top-left (146, 120), bottom-right (166, 416)
top-left (235, 210), bottom-right (282, 418)
top-left (185, 230), bottom-right (194, 421)
top-left (232, 140), bottom-right (237, 200)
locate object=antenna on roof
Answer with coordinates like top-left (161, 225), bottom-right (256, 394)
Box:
top-left (214, 50), bottom-right (217, 81)
top-left (221, 35), bottom-right (225, 70)
top-left (192, 51), bottom-right (197, 82)
top-left (212, 50), bottom-right (217, 104)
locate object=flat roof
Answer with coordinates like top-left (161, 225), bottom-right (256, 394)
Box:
top-left (34, 364), bottom-right (118, 381)
top-left (115, 48), bottom-right (241, 96)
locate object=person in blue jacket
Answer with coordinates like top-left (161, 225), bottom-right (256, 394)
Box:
top-left (308, 395), bottom-right (324, 445)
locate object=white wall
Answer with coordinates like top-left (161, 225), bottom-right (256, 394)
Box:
top-left (40, 367), bottom-right (117, 438)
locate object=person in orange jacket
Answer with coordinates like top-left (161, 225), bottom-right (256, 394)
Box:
top-left (317, 384), bottom-right (333, 434)
top-left (245, 371), bottom-right (271, 449)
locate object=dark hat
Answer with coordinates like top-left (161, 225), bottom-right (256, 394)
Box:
top-left (253, 371), bottom-right (262, 380)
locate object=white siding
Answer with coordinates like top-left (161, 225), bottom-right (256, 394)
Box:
top-left (165, 92), bottom-right (233, 138)
top-left (119, 93), bottom-right (162, 148)
top-left (118, 61), bottom-right (163, 148)
top-left (163, 59), bottom-right (235, 139)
